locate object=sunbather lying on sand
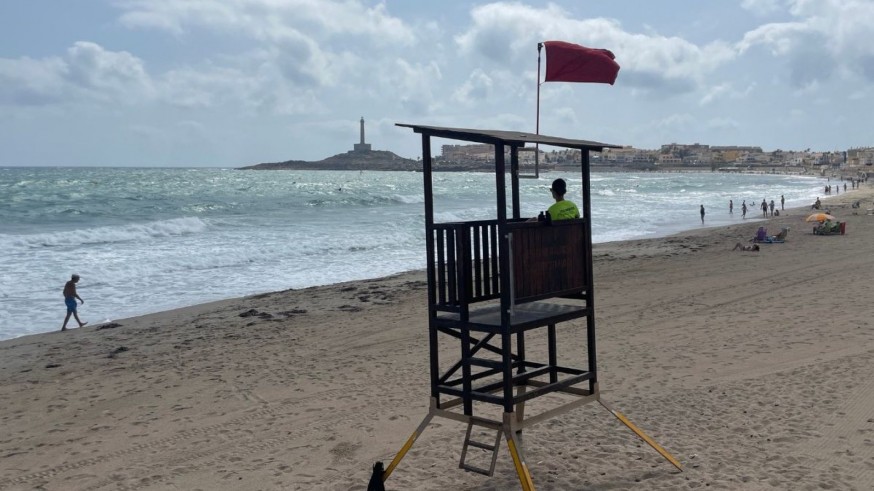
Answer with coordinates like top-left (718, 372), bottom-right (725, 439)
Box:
top-left (733, 242), bottom-right (760, 252)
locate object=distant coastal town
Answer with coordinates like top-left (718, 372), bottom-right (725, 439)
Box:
top-left (241, 118), bottom-right (874, 177)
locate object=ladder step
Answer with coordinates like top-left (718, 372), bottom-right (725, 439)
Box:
top-left (460, 463), bottom-right (492, 476)
top-left (459, 421), bottom-right (503, 477)
top-left (467, 440), bottom-right (496, 451)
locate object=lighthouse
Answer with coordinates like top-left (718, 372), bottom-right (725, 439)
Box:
top-left (353, 117), bottom-right (372, 152)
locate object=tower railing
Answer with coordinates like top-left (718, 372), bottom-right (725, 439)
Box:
top-left (431, 218), bottom-right (589, 315)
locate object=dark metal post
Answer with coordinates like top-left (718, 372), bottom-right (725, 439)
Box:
top-left (534, 42), bottom-right (543, 179)
top-left (422, 134), bottom-right (440, 403)
top-left (495, 143), bottom-right (514, 413)
top-left (548, 323), bottom-right (557, 383)
top-left (510, 145), bottom-right (521, 219)
top-left (581, 149), bottom-right (598, 390)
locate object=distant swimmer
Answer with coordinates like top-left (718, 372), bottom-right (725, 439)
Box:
top-left (62, 274), bottom-right (87, 331)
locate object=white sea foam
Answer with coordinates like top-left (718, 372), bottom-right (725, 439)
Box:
top-left (2, 217), bottom-right (209, 250)
top-left (0, 167), bottom-right (829, 340)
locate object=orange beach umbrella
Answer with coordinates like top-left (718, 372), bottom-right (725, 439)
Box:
top-left (805, 213), bottom-right (835, 223)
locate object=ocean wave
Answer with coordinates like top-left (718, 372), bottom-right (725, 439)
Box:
top-left (394, 194), bottom-right (424, 204)
top-left (2, 217), bottom-right (209, 249)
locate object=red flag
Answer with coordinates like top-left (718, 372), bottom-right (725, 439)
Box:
top-left (543, 41), bottom-right (620, 85)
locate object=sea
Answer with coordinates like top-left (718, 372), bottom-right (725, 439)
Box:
top-left (0, 167), bottom-right (828, 340)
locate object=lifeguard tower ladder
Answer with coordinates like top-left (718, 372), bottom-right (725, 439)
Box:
top-left (379, 124), bottom-right (681, 490)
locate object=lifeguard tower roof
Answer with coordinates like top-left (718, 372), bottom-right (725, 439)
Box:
top-left (395, 123), bottom-right (620, 151)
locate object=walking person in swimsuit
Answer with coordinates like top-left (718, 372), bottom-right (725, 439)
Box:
top-left (62, 274), bottom-right (87, 331)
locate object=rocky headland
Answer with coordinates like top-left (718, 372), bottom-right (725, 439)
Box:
top-left (240, 149), bottom-right (420, 171)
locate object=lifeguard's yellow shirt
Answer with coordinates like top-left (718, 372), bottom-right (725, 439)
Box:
top-left (547, 200), bottom-right (580, 221)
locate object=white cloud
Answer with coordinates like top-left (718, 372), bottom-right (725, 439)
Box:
top-left (452, 69), bottom-right (494, 105)
top-left (455, 2), bottom-right (736, 95)
top-left (158, 64), bottom-right (257, 109)
top-left (0, 56), bottom-right (68, 105)
top-left (377, 58), bottom-right (443, 116)
top-left (116, 0), bottom-right (415, 45)
top-left (699, 82), bottom-right (756, 105)
top-left (0, 42), bottom-right (153, 106)
top-left (113, 0), bottom-right (421, 105)
top-left (737, 0), bottom-right (874, 83)
top-left (65, 42), bottom-right (154, 102)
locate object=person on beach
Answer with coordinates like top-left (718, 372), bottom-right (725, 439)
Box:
top-left (700, 204), bottom-right (705, 224)
top-left (732, 242), bottom-right (760, 252)
top-left (729, 199), bottom-right (733, 214)
top-left (531, 178), bottom-right (579, 222)
top-left (62, 274), bottom-right (87, 331)
top-left (769, 200), bottom-right (775, 216)
top-left (741, 201), bottom-right (747, 219)
top-left (761, 199), bottom-right (768, 218)
top-left (781, 195), bottom-right (785, 210)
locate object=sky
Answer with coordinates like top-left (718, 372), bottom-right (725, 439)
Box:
top-left (1, 0), bottom-right (873, 167)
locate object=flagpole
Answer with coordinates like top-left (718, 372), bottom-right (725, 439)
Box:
top-left (535, 42), bottom-right (543, 179)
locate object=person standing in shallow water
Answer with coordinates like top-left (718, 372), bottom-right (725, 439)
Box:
top-left (741, 200), bottom-right (747, 219)
top-left (729, 199), bottom-right (733, 214)
top-left (761, 199), bottom-right (768, 218)
top-left (700, 204), bottom-right (705, 224)
top-left (62, 274), bottom-right (87, 331)
top-left (781, 194), bottom-right (785, 211)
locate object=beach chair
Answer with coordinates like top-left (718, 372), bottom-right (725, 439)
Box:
top-left (814, 221), bottom-right (841, 235)
top-left (759, 227), bottom-right (789, 243)
top-left (772, 227), bottom-right (790, 241)
top-left (753, 226), bottom-right (768, 243)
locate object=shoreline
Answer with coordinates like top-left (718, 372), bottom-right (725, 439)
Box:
top-left (1, 186), bottom-right (872, 489)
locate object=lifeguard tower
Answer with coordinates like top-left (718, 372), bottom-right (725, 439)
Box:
top-left (378, 124), bottom-right (681, 490)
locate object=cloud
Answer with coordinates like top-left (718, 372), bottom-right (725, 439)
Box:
top-left (65, 42), bottom-right (154, 101)
top-left (116, 0), bottom-right (415, 45)
top-left (737, 0), bottom-right (874, 83)
top-left (0, 56), bottom-right (68, 106)
top-left (112, 0), bottom-right (422, 103)
top-left (0, 42), bottom-right (153, 106)
top-left (699, 82), bottom-right (756, 105)
top-left (376, 58), bottom-right (443, 116)
top-left (452, 69), bottom-right (494, 105)
top-left (455, 2), bottom-right (736, 95)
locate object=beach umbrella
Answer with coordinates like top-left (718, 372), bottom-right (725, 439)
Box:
top-left (805, 213), bottom-right (835, 223)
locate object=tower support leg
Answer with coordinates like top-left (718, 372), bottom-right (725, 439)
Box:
top-left (598, 399), bottom-right (683, 471)
top-left (504, 412), bottom-right (536, 490)
top-left (382, 411), bottom-right (435, 482)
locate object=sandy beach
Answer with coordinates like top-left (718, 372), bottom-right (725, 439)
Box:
top-left (1, 187), bottom-right (873, 490)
